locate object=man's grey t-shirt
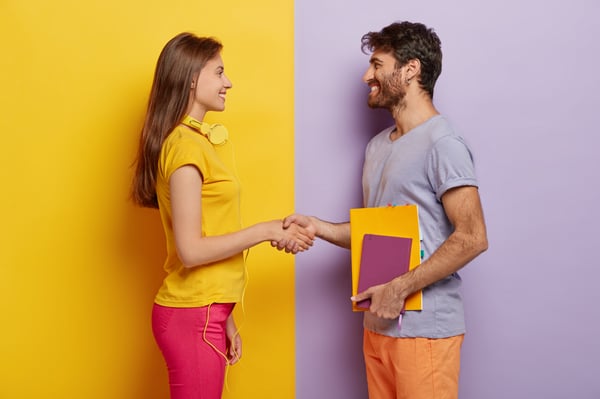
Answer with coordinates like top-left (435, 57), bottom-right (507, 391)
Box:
top-left (362, 115), bottom-right (478, 338)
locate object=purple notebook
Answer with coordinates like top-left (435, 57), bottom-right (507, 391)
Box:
top-left (356, 234), bottom-right (413, 309)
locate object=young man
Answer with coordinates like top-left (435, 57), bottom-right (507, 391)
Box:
top-left (279, 21), bottom-right (488, 399)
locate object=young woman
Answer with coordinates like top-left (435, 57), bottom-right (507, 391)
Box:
top-left (131, 32), bottom-right (312, 399)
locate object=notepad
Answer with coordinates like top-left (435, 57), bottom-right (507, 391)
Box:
top-left (350, 205), bottom-right (422, 312)
top-left (356, 234), bottom-right (413, 310)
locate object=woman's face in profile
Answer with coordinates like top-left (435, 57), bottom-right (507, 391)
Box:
top-left (190, 53), bottom-right (233, 115)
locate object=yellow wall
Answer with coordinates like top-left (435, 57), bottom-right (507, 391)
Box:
top-left (0, 1), bottom-right (295, 398)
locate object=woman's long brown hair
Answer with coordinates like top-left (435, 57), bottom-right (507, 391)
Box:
top-left (131, 33), bottom-right (222, 208)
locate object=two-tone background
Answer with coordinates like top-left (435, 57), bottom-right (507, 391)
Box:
top-left (2, 0), bottom-right (599, 398)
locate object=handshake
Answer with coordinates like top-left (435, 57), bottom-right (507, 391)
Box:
top-left (269, 214), bottom-right (318, 254)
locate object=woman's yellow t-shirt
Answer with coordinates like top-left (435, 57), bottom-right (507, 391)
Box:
top-left (154, 125), bottom-right (245, 307)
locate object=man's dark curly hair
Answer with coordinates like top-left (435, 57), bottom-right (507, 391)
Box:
top-left (361, 21), bottom-right (442, 98)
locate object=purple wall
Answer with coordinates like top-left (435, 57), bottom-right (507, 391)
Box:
top-left (295, 1), bottom-right (600, 398)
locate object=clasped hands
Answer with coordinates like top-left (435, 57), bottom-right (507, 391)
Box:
top-left (271, 213), bottom-right (405, 320)
top-left (271, 214), bottom-right (317, 254)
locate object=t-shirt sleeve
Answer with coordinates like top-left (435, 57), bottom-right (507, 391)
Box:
top-left (427, 135), bottom-right (478, 201)
top-left (161, 133), bottom-right (207, 182)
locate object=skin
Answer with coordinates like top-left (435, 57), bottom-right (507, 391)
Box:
top-left (226, 317), bottom-right (242, 364)
top-left (188, 53), bottom-right (231, 117)
top-left (277, 49), bottom-right (488, 320)
top-left (172, 52), bottom-right (315, 362)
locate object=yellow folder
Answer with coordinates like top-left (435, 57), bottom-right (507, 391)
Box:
top-left (350, 205), bottom-right (423, 312)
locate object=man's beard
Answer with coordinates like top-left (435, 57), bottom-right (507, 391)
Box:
top-left (367, 70), bottom-right (405, 110)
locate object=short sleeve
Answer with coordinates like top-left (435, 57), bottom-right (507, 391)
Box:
top-left (160, 130), bottom-right (208, 183)
top-left (426, 135), bottom-right (478, 201)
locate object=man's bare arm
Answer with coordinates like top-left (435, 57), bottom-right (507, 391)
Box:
top-left (278, 214), bottom-right (351, 250)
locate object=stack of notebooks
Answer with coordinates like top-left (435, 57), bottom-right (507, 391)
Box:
top-left (350, 205), bottom-right (422, 312)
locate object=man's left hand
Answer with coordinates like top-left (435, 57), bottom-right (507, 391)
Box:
top-left (352, 281), bottom-right (406, 319)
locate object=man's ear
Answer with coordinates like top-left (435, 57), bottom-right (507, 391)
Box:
top-left (404, 58), bottom-right (421, 83)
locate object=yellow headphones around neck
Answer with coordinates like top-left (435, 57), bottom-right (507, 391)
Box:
top-left (181, 115), bottom-right (228, 145)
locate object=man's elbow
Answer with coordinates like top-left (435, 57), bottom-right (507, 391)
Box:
top-left (474, 232), bottom-right (488, 256)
